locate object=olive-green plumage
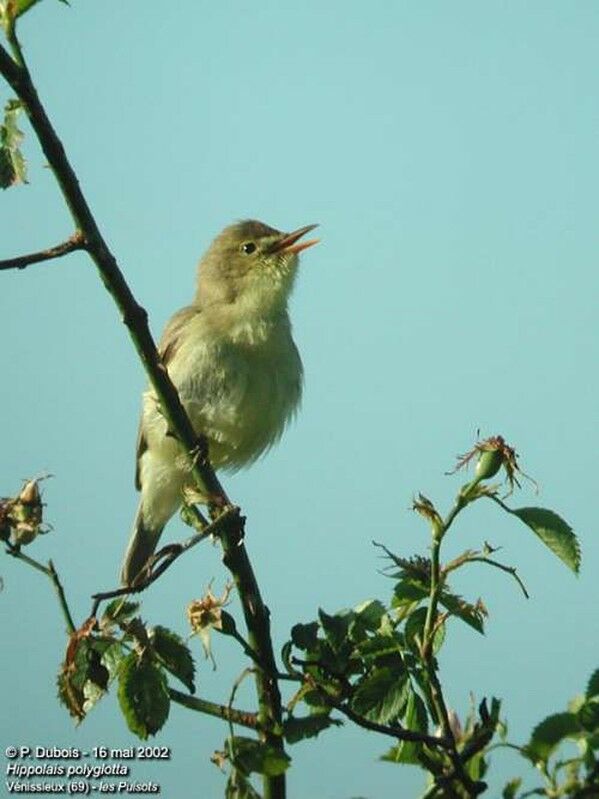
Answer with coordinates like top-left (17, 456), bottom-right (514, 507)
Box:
top-left (120, 220), bottom-right (318, 585)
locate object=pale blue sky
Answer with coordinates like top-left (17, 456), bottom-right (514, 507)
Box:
top-left (2, 2), bottom-right (599, 797)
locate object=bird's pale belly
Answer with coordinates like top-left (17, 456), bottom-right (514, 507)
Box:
top-left (176, 336), bottom-right (302, 472)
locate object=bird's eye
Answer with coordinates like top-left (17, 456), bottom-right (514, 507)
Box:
top-left (241, 242), bottom-right (256, 255)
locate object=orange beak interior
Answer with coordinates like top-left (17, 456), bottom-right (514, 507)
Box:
top-left (272, 223), bottom-right (320, 255)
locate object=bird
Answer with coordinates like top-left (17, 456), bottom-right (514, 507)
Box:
top-left (120, 220), bottom-right (319, 585)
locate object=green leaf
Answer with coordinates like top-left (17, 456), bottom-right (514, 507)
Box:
top-left (527, 712), bottom-right (581, 763)
top-left (586, 668), bottom-right (599, 698)
top-left (318, 608), bottom-right (353, 652)
top-left (578, 697), bottom-right (599, 733)
top-left (353, 599), bottom-right (387, 631)
top-left (57, 638), bottom-right (91, 722)
top-left (227, 736), bottom-right (291, 777)
top-left (351, 667), bottom-right (409, 724)
top-left (404, 606), bottom-right (427, 653)
top-left (87, 646), bottom-right (109, 691)
top-left (393, 579), bottom-right (428, 606)
top-left (381, 689), bottom-right (429, 765)
top-left (355, 633), bottom-right (403, 667)
top-left (102, 600), bottom-right (140, 626)
top-left (225, 769), bottom-right (261, 799)
top-left (301, 690), bottom-right (331, 714)
top-left (0, 99), bottom-right (27, 189)
top-left (439, 590), bottom-right (487, 634)
top-left (101, 642), bottom-right (125, 682)
top-left (510, 507), bottom-right (580, 573)
top-left (502, 777), bottom-right (522, 799)
top-left (290, 622), bottom-right (319, 652)
top-left (117, 653), bottom-right (170, 739)
top-left (150, 626), bottom-right (195, 693)
top-left (404, 606), bottom-right (445, 655)
top-left (283, 714), bottom-right (342, 744)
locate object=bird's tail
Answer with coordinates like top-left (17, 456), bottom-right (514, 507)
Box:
top-left (120, 504), bottom-right (164, 586)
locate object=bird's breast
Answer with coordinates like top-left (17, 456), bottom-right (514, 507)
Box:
top-left (164, 318), bottom-right (303, 470)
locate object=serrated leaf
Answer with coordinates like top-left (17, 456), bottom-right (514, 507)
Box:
top-left (439, 590), bottom-right (487, 634)
top-left (527, 712), bottom-right (581, 763)
top-left (101, 642), bottom-right (125, 681)
top-left (151, 625), bottom-right (195, 693)
top-left (393, 580), bottom-right (428, 605)
top-left (381, 688), bottom-right (429, 765)
top-left (351, 667), bottom-right (409, 724)
top-left (318, 608), bottom-right (352, 652)
top-left (57, 638), bottom-right (91, 722)
top-left (355, 633), bottom-right (403, 667)
top-left (510, 507), bottom-right (580, 573)
top-left (283, 714), bottom-right (342, 744)
top-left (586, 669), bottom-right (599, 699)
top-left (102, 600), bottom-right (140, 625)
top-left (117, 653), bottom-right (170, 739)
top-left (290, 622), bottom-right (319, 652)
top-left (82, 679), bottom-right (105, 715)
top-left (227, 736), bottom-right (291, 777)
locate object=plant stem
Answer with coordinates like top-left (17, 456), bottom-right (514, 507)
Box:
top-left (0, 232), bottom-right (85, 271)
top-left (4, 543), bottom-right (76, 633)
top-left (219, 511), bottom-right (286, 799)
top-left (419, 493), bottom-right (484, 797)
top-left (168, 688), bottom-right (258, 730)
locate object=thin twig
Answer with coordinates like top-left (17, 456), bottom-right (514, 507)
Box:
top-left (311, 683), bottom-right (453, 750)
top-left (0, 231), bottom-right (86, 271)
top-left (467, 556), bottom-right (529, 599)
top-left (47, 559), bottom-right (77, 633)
top-left (443, 548), bottom-right (529, 599)
top-left (4, 542), bottom-right (76, 633)
top-left (168, 687), bottom-right (258, 730)
top-left (90, 506), bottom-right (237, 615)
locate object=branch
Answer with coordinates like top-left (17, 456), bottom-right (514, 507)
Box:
top-left (90, 506), bottom-right (236, 616)
top-left (0, 231), bottom-right (86, 271)
top-left (168, 688), bottom-right (258, 731)
top-left (218, 511), bottom-right (287, 798)
top-left (4, 542), bottom-right (76, 633)
top-left (0, 41), bottom-right (22, 87)
top-left (324, 694), bottom-right (453, 750)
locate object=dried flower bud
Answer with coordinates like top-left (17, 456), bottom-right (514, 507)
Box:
top-left (10, 478), bottom-right (46, 546)
top-left (187, 582), bottom-right (233, 666)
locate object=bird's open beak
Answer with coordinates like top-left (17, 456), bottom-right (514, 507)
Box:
top-left (270, 223), bottom-right (320, 255)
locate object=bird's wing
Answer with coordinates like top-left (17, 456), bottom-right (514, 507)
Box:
top-left (134, 305), bottom-right (201, 490)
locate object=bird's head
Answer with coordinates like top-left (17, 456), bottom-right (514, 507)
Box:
top-left (196, 220), bottom-right (319, 317)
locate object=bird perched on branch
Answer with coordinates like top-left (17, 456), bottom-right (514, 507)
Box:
top-left (120, 220), bottom-right (319, 585)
